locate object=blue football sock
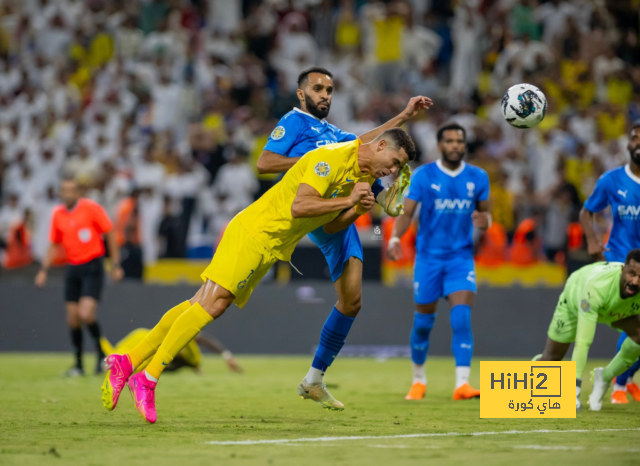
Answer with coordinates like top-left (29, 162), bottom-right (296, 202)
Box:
top-left (410, 312), bottom-right (436, 365)
top-left (450, 304), bottom-right (473, 367)
top-left (311, 307), bottom-right (355, 372)
top-left (615, 332), bottom-right (633, 386)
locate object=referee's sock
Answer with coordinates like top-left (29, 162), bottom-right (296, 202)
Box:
top-left (70, 327), bottom-right (83, 370)
top-left (86, 321), bottom-right (105, 364)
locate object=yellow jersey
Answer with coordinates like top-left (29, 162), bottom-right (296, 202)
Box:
top-left (237, 139), bottom-right (374, 261)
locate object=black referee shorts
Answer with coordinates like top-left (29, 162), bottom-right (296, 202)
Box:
top-left (65, 256), bottom-right (105, 303)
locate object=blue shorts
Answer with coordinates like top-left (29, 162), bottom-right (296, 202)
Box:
top-left (413, 253), bottom-right (476, 305)
top-left (309, 224), bottom-right (362, 282)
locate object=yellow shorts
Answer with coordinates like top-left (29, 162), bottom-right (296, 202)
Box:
top-left (201, 218), bottom-right (278, 308)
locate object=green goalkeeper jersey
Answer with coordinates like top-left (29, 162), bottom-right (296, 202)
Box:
top-left (565, 262), bottom-right (640, 326)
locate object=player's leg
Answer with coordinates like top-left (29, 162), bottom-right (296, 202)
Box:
top-left (127, 279), bottom-right (233, 423)
top-left (66, 302), bottom-right (84, 376)
top-left (406, 255), bottom-right (442, 400)
top-left (443, 255), bottom-right (479, 400)
top-left (590, 315), bottom-right (640, 411)
top-left (64, 264), bottom-right (84, 376)
top-left (77, 258), bottom-right (106, 374)
top-left (301, 227), bottom-right (361, 410)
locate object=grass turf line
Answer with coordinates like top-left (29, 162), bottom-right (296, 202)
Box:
top-left (1, 354), bottom-right (639, 466)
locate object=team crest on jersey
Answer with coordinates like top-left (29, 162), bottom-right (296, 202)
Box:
top-left (580, 299), bottom-right (590, 313)
top-left (467, 182), bottom-right (475, 197)
top-left (270, 126), bottom-right (286, 140)
top-left (315, 162), bottom-right (331, 177)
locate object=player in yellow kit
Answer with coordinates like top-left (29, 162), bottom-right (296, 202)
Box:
top-left (100, 329), bottom-right (243, 374)
top-left (101, 128), bottom-right (416, 423)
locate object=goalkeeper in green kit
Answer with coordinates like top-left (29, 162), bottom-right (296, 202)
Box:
top-left (537, 250), bottom-right (640, 411)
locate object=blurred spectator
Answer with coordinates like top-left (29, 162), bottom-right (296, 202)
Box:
top-left (0, 0), bottom-right (638, 271)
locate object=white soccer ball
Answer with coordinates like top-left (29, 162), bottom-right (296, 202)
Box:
top-left (501, 83), bottom-right (547, 129)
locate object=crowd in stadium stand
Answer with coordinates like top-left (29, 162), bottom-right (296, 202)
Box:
top-left (0, 0), bottom-right (638, 271)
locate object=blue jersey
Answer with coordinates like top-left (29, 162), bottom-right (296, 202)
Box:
top-left (264, 107), bottom-right (383, 196)
top-left (583, 165), bottom-right (640, 262)
top-left (407, 160), bottom-right (490, 257)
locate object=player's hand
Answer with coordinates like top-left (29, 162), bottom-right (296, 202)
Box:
top-left (225, 356), bottom-right (244, 374)
top-left (356, 192), bottom-right (376, 214)
top-left (387, 239), bottom-right (403, 261)
top-left (400, 96), bottom-right (434, 121)
top-left (587, 241), bottom-right (608, 261)
top-left (111, 265), bottom-right (124, 282)
top-left (349, 183), bottom-right (372, 206)
top-left (35, 269), bottom-right (48, 288)
top-left (472, 211), bottom-right (491, 230)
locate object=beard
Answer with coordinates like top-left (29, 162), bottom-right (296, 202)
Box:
top-left (304, 93), bottom-right (330, 119)
top-left (442, 149), bottom-right (466, 166)
top-left (630, 146), bottom-right (640, 166)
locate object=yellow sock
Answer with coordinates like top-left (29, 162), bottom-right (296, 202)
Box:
top-left (127, 300), bottom-right (191, 368)
top-left (145, 303), bottom-right (213, 380)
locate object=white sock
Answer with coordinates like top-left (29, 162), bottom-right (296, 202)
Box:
top-left (412, 363), bottom-right (427, 385)
top-left (455, 366), bottom-right (470, 389)
top-left (613, 383), bottom-right (627, 392)
top-left (144, 370), bottom-right (158, 383)
top-left (305, 367), bottom-right (324, 385)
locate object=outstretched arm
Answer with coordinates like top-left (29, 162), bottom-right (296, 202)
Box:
top-left (195, 333), bottom-right (243, 373)
top-left (358, 96), bottom-right (433, 143)
top-left (257, 150), bottom-right (301, 175)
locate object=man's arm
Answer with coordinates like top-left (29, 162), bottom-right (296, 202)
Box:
top-left (105, 230), bottom-right (123, 281)
top-left (571, 295), bottom-right (599, 381)
top-left (580, 207), bottom-right (607, 261)
top-left (194, 333), bottom-right (243, 373)
top-left (387, 198), bottom-right (419, 260)
top-left (35, 243), bottom-right (58, 287)
top-left (358, 96), bottom-right (432, 143)
top-left (291, 182), bottom-right (370, 219)
top-left (323, 192), bottom-right (376, 234)
top-left (472, 199), bottom-right (491, 231)
top-left (256, 150), bottom-right (301, 175)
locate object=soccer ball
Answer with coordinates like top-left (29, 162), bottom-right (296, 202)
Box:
top-left (501, 84), bottom-right (547, 129)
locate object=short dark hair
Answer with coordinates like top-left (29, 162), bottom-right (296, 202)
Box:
top-left (381, 128), bottom-right (417, 162)
top-left (437, 122), bottom-right (467, 142)
top-left (631, 120), bottom-right (640, 133)
top-left (297, 67), bottom-right (333, 88)
top-left (625, 249), bottom-right (640, 265)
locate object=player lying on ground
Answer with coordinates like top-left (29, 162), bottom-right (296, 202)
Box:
top-left (101, 128), bottom-right (416, 423)
top-left (256, 67), bottom-right (430, 407)
top-left (536, 249), bottom-right (640, 411)
top-left (580, 122), bottom-right (640, 405)
top-left (388, 123), bottom-right (491, 401)
top-left (100, 328), bottom-right (243, 374)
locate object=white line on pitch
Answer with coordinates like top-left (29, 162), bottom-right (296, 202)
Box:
top-left (204, 428), bottom-right (640, 446)
top-left (514, 445), bottom-right (585, 451)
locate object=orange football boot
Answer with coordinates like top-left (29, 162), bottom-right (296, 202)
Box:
top-left (611, 389), bottom-right (629, 404)
top-left (627, 382), bottom-right (640, 402)
top-left (405, 383), bottom-right (426, 400)
top-left (453, 383), bottom-right (480, 400)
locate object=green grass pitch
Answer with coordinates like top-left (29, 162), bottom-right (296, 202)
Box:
top-left (1, 353), bottom-right (639, 466)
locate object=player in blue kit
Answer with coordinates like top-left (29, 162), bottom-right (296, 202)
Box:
top-left (580, 122), bottom-right (640, 405)
top-left (257, 67), bottom-right (431, 410)
top-left (387, 123), bottom-right (491, 401)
